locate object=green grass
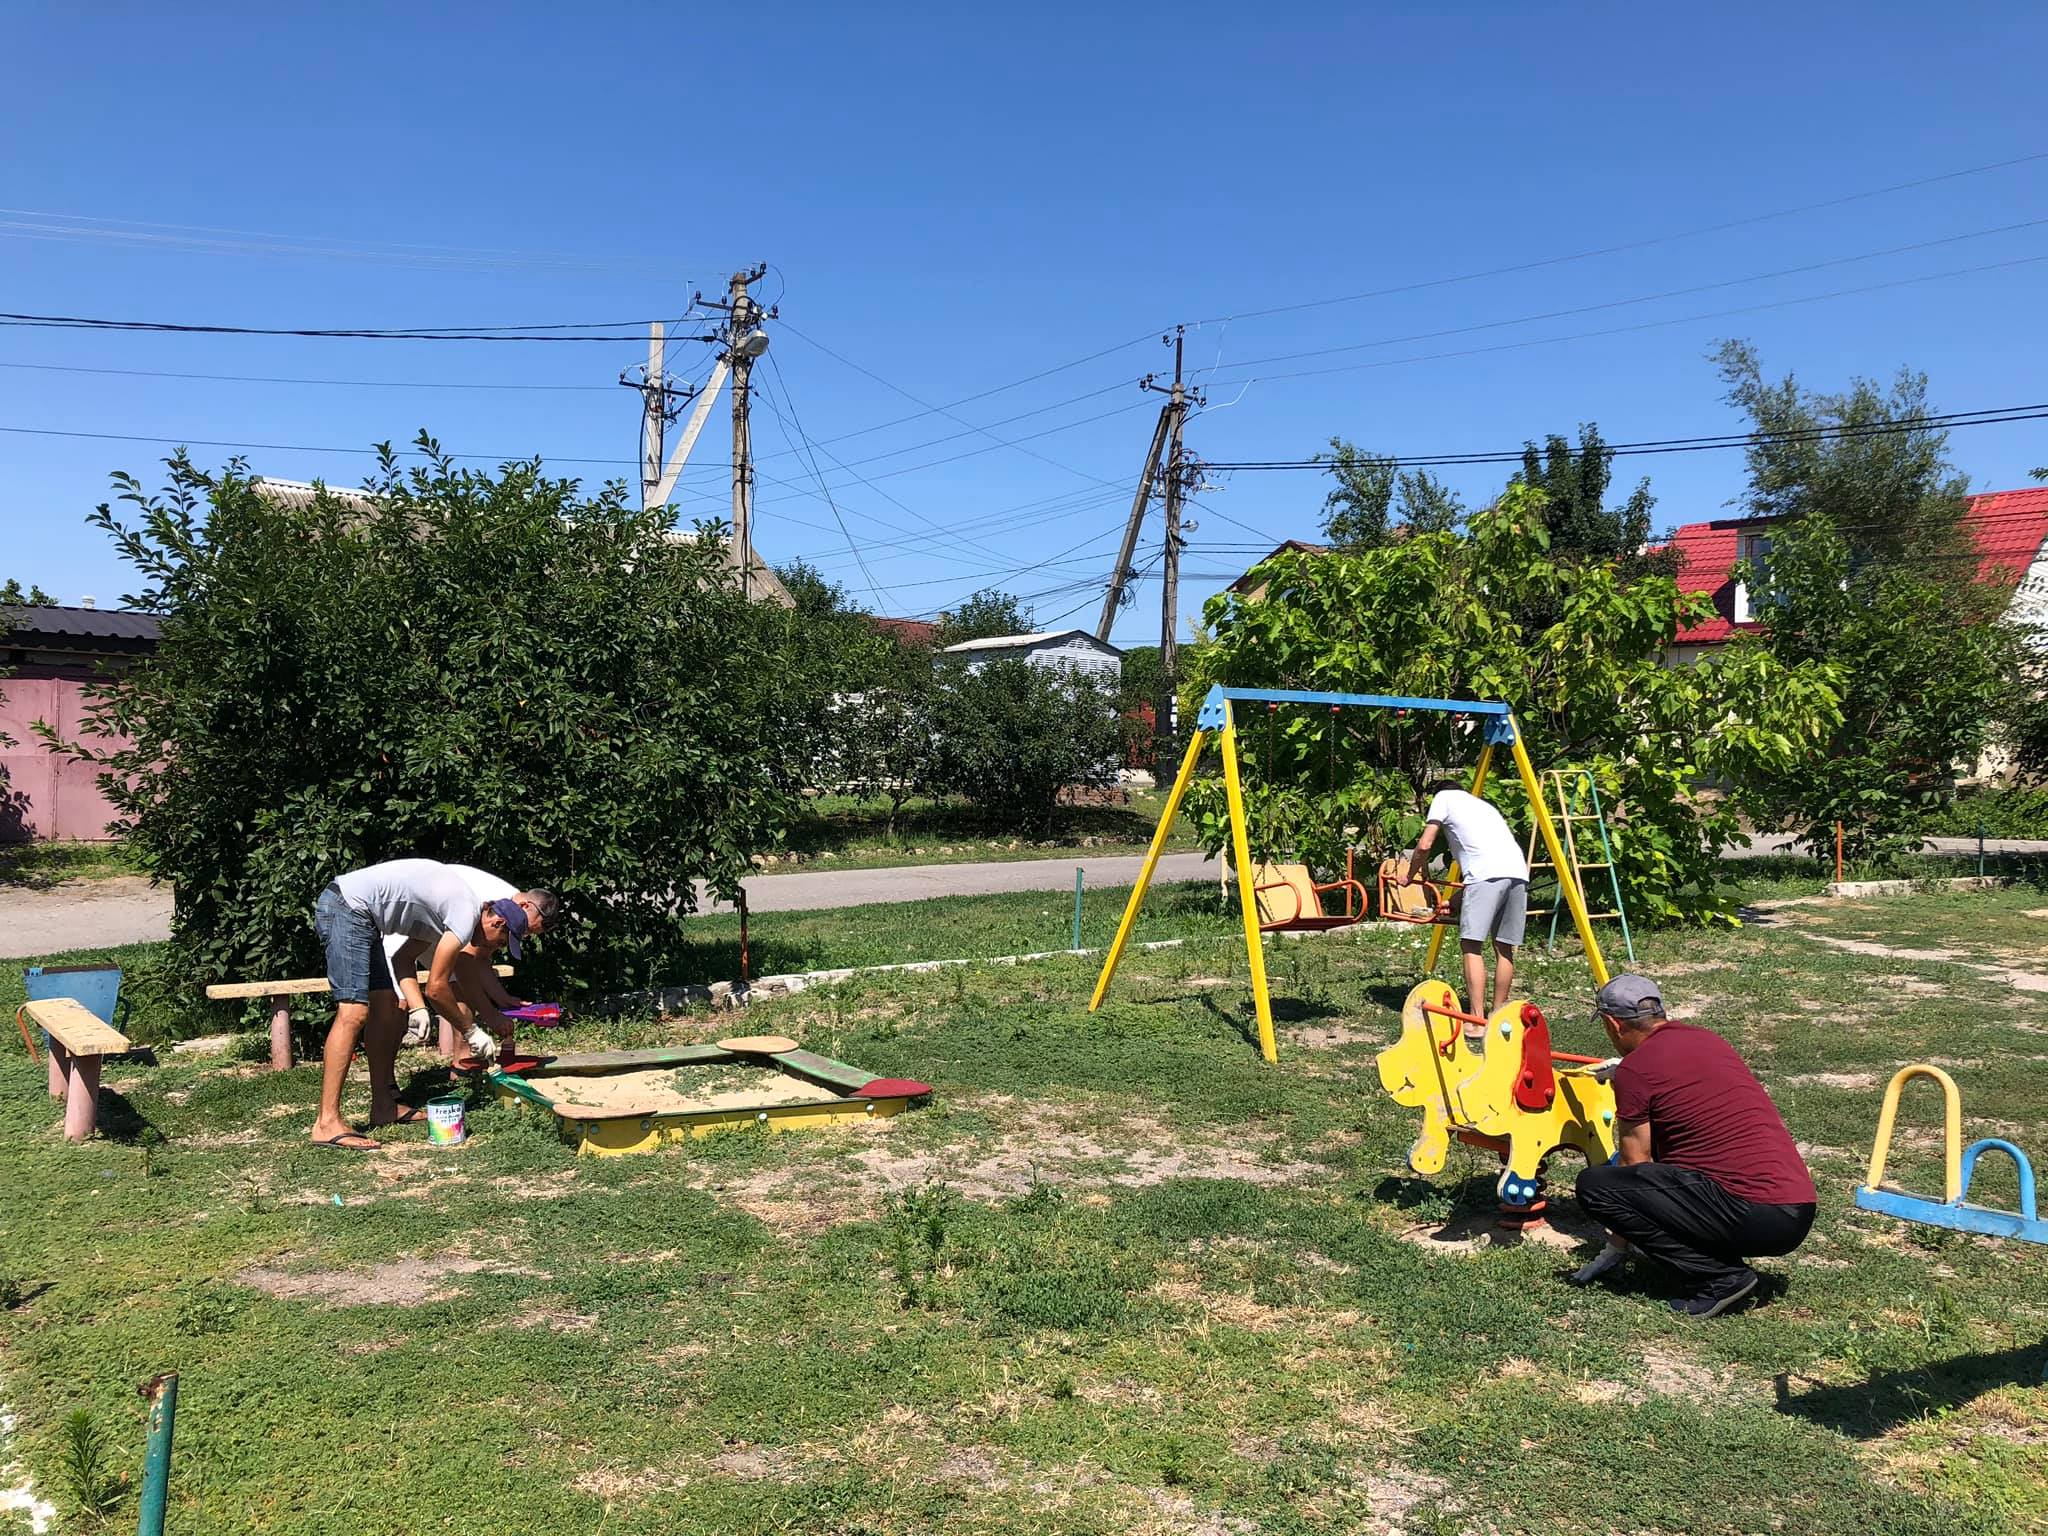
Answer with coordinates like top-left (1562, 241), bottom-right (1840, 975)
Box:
top-left (0, 839), bottom-right (145, 890)
top-left (759, 786), bottom-right (1198, 874)
top-left (2, 883), bottom-right (2045, 1534)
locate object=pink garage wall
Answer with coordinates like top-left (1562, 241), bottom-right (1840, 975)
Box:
top-left (0, 669), bottom-right (129, 842)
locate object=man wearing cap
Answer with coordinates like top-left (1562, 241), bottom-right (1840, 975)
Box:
top-left (1401, 778), bottom-right (1530, 1036)
top-left (383, 869), bottom-right (560, 1058)
top-left (1573, 974), bottom-right (1817, 1318)
top-left (309, 857), bottom-right (523, 1152)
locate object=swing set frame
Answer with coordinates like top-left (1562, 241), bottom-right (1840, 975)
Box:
top-left (1089, 684), bottom-right (1612, 1064)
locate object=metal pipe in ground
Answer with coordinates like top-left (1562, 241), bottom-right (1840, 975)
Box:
top-left (137, 1372), bottom-right (178, 1536)
top-left (1073, 867), bottom-right (1085, 950)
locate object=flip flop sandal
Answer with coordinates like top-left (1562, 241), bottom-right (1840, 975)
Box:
top-left (381, 1106), bottom-right (430, 1126)
top-left (313, 1132), bottom-right (381, 1152)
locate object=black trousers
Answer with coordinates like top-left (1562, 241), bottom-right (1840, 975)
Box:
top-left (1575, 1162), bottom-right (1816, 1291)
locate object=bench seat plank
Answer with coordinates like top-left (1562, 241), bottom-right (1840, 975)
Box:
top-left (24, 998), bottom-right (131, 1056)
top-left (206, 964), bottom-right (514, 1001)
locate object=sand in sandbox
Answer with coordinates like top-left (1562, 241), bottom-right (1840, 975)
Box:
top-left (538, 1064), bottom-right (844, 1118)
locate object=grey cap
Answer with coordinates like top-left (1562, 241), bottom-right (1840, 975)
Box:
top-left (1596, 974), bottom-right (1664, 1021)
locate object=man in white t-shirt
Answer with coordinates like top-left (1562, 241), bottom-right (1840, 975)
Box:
top-left (381, 867), bottom-right (559, 1059)
top-left (310, 857), bottom-right (521, 1151)
top-left (1401, 778), bottom-right (1531, 1036)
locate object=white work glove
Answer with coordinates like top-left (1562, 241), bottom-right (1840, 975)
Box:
top-left (1566, 1239), bottom-right (1629, 1288)
top-left (1587, 1056), bottom-right (1622, 1083)
top-left (401, 1007), bottom-right (434, 1048)
top-left (464, 1025), bottom-right (500, 1065)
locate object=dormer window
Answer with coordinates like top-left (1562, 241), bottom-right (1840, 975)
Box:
top-left (1732, 530), bottom-right (1774, 623)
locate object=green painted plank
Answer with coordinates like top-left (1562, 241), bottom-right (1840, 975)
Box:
top-left (773, 1048), bottom-right (875, 1093)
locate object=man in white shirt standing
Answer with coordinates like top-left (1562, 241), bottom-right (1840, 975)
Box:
top-left (310, 857), bottom-right (523, 1151)
top-left (1401, 777), bottom-right (1531, 1037)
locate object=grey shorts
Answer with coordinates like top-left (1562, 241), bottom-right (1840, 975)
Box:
top-left (1459, 877), bottom-right (1528, 948)
top-left (315, 885), bottom-right (394, 1005)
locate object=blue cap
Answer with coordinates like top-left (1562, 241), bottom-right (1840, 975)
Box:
top-left (489, 897), bottom-right (529, 959)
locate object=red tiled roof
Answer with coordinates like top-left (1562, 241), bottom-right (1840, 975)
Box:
top-left (1666, 486), bottom-right (2048, 646)
top-left (868, 616), bottom-right (938, 647)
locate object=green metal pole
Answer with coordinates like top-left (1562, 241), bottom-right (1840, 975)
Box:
top-left (137, 1372), bottom-right (178, 1536)
top-left (1978, 820), bottom-right (1986, 878)
top-left (1073, 867), bottom-right (1084, 950)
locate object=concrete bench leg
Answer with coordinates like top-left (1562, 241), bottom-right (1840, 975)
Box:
top-left (48, 1037), bottom-right (69, 1098)
top-left (269, 998), bottom-right (292, 1072)
top-left (63, 1052), bottom-right (102, 1141)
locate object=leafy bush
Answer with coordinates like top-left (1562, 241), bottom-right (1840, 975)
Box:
top-left (54, 441), bottom-right (838, 999)
top-left (1184, 485), bottom-right (1842, 924)
top-left (932, 659), bottom-right (1123, 836)
top-left (1922, 785), bottom-right (2048, 839)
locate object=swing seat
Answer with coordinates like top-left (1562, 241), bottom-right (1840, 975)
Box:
top-left (1377, 859), bottom-right (1459, 925)
top-left (1253, 863), bottom-right (1369, 933)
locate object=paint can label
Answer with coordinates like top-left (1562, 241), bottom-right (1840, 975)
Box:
top-left (425, 1096), bottom-right (466, 1147)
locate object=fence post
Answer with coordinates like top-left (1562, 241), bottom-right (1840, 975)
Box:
top-left (1834, 821), bottom-right (1844, 885)
top-left (1073, 867), bottom-right (1085, 951)
top-left (137, 1371), bottom-right (178, 1536)
top-left (1978, 820), bottom-right (1986, 878)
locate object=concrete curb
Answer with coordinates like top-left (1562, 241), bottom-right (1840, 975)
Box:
top-left (1822, 875), bottom-right (2016, 898)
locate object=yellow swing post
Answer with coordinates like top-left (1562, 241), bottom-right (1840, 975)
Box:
top-left (1089, 724), bottom-right (1210, 1014)
top-left (1219, 705), bottom-right (1279, 1064)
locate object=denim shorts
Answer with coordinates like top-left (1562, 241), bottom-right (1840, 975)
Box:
top-left (1459, 877), bottom-right (1529, 947)
top-left (315, 884), bottom-right (394, 1005)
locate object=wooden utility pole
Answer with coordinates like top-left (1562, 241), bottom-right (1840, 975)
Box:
top-left (726, 267), bottom-right (762, 581)
top-left (1094, 406), bottom-right (1170, 641)
top-left (1150, 327), bottom-right (1201, 759)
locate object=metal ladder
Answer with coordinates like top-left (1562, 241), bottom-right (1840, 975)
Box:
top-left (1522, 767), bottom-right (1635, 964)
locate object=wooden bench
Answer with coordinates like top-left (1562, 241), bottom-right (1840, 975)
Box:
top-left (206, 965), bottom-right (516, 1070)
top-left (24, 998), bottom-right (133, 1142)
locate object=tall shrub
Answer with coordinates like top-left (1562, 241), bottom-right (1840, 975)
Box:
top-left (933, 659), bottom-right (1122, 835)
top-left (58, 441), bottom-right (836, 997)
top-left (1183, 485), bottom-right (1841, 924)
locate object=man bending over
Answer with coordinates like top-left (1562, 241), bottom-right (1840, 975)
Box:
top-left (310, 857), bottom-right (519, 1151)
top-left (1574, 975), bottom-right (1817, 1318)
top-left (1402, 777), bottom-right (1529, 1037)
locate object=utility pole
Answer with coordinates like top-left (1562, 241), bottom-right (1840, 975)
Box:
top-left (619, 322), bottom-right (696, 511)
top-left (1146, 326), bottom-right (1202, 761)
top-left (694, 265), bottom-right (776, 591)
top-left (1093, 405), bottom-right (1169, 641)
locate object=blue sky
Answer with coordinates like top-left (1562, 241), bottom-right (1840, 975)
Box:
top-left (3, 2), bottom-right (2044, 643)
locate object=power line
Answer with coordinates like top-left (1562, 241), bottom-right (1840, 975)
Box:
top-left (1198, 251), bottom-right (2048, 392)
top-left (758, 353), bottom-right (889, 609)
top-left (0, 359), bottom-right (618, 392)
top-left (1200, 217), bottom-right (2048, 378)
top-left (0, 310), bottom-right (668, 341)
top-left (1188, 149), bottom-right (2048, 325)
top-left (1197, 404), bottom-right (2048, 471)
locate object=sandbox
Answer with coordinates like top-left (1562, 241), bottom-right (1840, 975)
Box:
top-left (492, 1043), bottom-right (931, 1156)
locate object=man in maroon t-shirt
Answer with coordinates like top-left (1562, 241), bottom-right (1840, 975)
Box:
top-left (1573, 974), bottom-right (1817, 1318)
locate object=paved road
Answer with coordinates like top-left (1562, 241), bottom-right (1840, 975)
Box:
top-left (6, 833), bottom-right (2045, 958)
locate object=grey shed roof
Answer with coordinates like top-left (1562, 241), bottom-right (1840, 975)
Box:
top-left (1, 605), bottom-right (161, 656)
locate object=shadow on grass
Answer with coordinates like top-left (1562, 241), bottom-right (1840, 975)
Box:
top-left (94, 1087), bottom-right (158, 1145)
top-left (1772, 1341), bottom-right (2048, 1437)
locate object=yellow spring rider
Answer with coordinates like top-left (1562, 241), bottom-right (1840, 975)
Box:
top-left (1376, 978), bottom-right (1619, 1208)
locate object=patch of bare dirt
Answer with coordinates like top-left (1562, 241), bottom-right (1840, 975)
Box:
top-left (709, 1444), bottom-right (805, 1482)
top-left (1783, 1071), bottom-right (1880, 1090)
top-left (1148, 1268), bottom-right (1360, 1334)
top-left (701, 1109), bottom-right (1322, 1232)
top-left (1288, 1022), bottom-right (1385, 1048)
top-left (170, 1034), bottom-right (235, 1056)
top-left (1132, 1486), bottom-right (1255, 1536)
top-left (237, 1250), bottom-right (526, 1306)
top-left (1360, 1464), bottom-right (1457, 1531)
top-left (1640, 1344), bottom-right (1756, 1403)
top-left (1394, 1202), bottom-right (1607, 1255)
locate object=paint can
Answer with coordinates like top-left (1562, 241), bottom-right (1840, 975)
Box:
top-left (424, 1095), bottom-right (467, 1147)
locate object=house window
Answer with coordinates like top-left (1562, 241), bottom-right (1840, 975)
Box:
top-left (1732, 531), bottom-right (1773, 623)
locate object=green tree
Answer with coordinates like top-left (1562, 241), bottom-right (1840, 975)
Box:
top-left (1512, 425), bottom-right (1661, 563)
top-left (0, 579), bottom-right (56, 606)
top-left (776, 558), bottom-right (865, 623)
top-left (1317, 438), bottom-right (1398, 550)
top-left (1395, 469), bottom-right (1464, 535)
top-left (835, 642), bottom-right (942, 835)
top-left (54, 440), bottom-right (839, 998)
top-left (1713, 342), bottom-right (2016, 855)
top-left (1187, 485), bottom-right (1841, 924)
top-left (933, 659), bottom-right (1123, 835)
top-left (933, 588), bottom-right (1033, 647)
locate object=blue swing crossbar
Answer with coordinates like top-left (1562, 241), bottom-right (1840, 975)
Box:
top-left (1197, 685), bottom-right (1518, 740)
top-left (1856, 1138), bottom-right (2046, 1244)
